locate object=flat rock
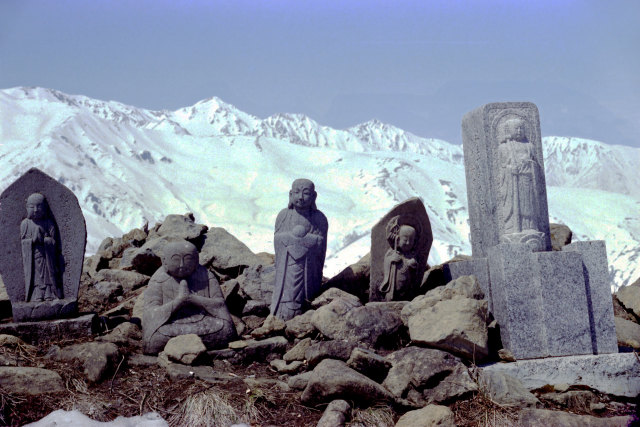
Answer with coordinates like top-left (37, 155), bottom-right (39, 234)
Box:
top-left (288, 371), bottom-right (313, 390)
top-left (616, 281), bottom-right (640, 319)
top-left (311, 287), bottom-right (361, 309)
top-left (540, 390), bottom-right (599, 411)
top-left (285, 309), bottom-right (316, 339)
top-left (615, 317), bottom-right (640, 349)
top-left (478, 370), bottom-right (539, 407)
top-left (54, 342), bottom-right (120, 383)
top-left (346, 347), bottom-right (392, 383)
top-left (311, 297), bottom-right (361, 339)
top-left (93, 269), bottom-right (150, 292)
top-left (269, 359), bottom-right (304, 374)
top-left (301, 359), bottom-right (393, 406)
top-left (251, 314), bottom-right (285, 339)
top-left (481, 353), bottom-right (640, 397)
top-left (305, 340), bottom-right (356, 367)
top-left (0, 314), bottom-right (98, 345)
top-left (26, 409), bottom-right (168, 427)
top-left (96, 322), bottom-right (142, 346)
top-left (394, 404), bottom-right (455, 427)
top-left (164, 334), bottom-right (206, 365)
top-left (317, 399), bottom-right (351, 427)
top-left (199, 227), bottom-right (262, 271)
top-left (517, 408), bottom-right (631, 427)
top-left (0, 366), bottom-right (65, 395)
top-left (242, 336), bottom-right (288, 361)
top-left (283, 337), bottom-right (312, 362)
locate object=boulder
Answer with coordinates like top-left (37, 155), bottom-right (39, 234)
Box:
top-left (311, 297), bottom-right (362, 339)
top-left (342, 302), bottom-right (407, 347)
top-left (250, 314), bottom-right (285, 339)
top-left (119, 247), bottom-right (162, 276)
top-left (0, 367), bottom-right (65, 395)
top-left (616, 280), bottom-right (640, 319)
top-left (283, 337), bottom-right (313, 362)
top-left (346, 347), bottom-right (392, 383)
top-left (317, 399), bottom-right (351, 427)
top-left (237, 264), bottom-right (276, 303)
top-left (305, 340), bottom-right (357, 367)
top-left (420, 255), bottom-right (472, 293)
top-left (323, 253), bottom-right (371, 302)
top-left (478, 370), bottom-right (539, 407)
top-left (301, 359), bottom-right (393, 406)
top-left (614, 316), bottom-right (640, 349)
top-left (53, 342), bottom-right (120, 383)
top-left (394, 404), bottom-right (456, 427)
top-left (288, 371), bottom-right (313, 390)
top-left (269, 359), bottom-right (304, 374)
top-left (199, 227), bottom-right (262, 272)
top-left (164, 334), bottom-right (207, 365)
top-left (312, 287), bottom-right (361, 309)
top-left (156, 213), bottom-right (207, 241)
top-left (517, 408), bottom-right (631, 427)
top-left (28, 409), bottom-right (168, 427)
top-left (96, 322), bottom-right (142, 346)
top-left (242, 336), bottom-right (288, 362)
top-left (92, 269), bottom-right (149, 292)
top-left (549, 223), bottom-right (572, 251)
top-left (285, 309), bottom-right (317, 339)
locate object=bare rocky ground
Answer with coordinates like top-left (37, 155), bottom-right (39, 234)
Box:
top-left (1, 214), bottom-right (639, 426)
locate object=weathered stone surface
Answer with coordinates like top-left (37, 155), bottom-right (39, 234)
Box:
top-left (478, 370), bottom-right (539, 407)
top-left (156, 213), bottom-right (207, 241)
top-left (237, 264), bottom-right (275, 303)
top-left (0, 313), bottom-right (98, 345)
top-left (54, 341), bottom-right (120, 383)
top-left (541, 390), bottom-right (599, 411)
top-left (93, 269), bottom-right (149, 292)
top-left (301, 359), bottom-right (393, 405)
top-left (317, 399), bottom-right (351, 427)
top-left (118, 246), bottom-right (162, 276)
top-left (615, 316), bottom-right (640, 349)
top-left (550, 223), bottom-right (572, 250)
top-left (284, 337), bottom-right (312, 362)
top-left (517, 408), bottom-right (631, 427)
top-left (324, 253), bottom-right (370, 302)
top-left (394, 404), bottom-right (456, 427)
top-left (0, 168), bottom-right (87, 321)
top-left (481, 353), bottom-right (640, 397)
top-left (343, 303), bottom-right (407, 347)
top-left (96, 322), bottom-right (142, 346)
top-left (199, 227), bottom-right (262, 271)
top-left (369, 197), bottom-right (433, 302)
top-left (461, 102), bottom-right (551, 257)
top-left (285, 309), bottom-right (317, 339)
top-left (269, 358), bottom-right (304, 374)
top-left (305, 340), bottom-right (357, 367)
top-left (383, 347), bottom-right (477, 406)
top-left (250, 314), bottom-right (285, 339)
top-left (241, 299), bottom-right (270, 316)
top-left (617, 279), bottom-right (640, 318)
top-left (0, 366), bottom-right (65, 395)
top-left (346, 347), bottom-right (392, 383)
top-left (164, 334), bottom-right (206, 365)
top-left (311, 297), bottom-right (361, 339)
top-left (159, 356), bottom-right (243, 386)
top-left (127, 354), bottom-right (158, 367)
top-left (311, 287), bottom-right (361, 309)
top-left (242, 336), bottom-right (288, 361)
top-left (612, 294), bottom-right (636, 321)
top-left (288, 371), bottom-right (313, 390)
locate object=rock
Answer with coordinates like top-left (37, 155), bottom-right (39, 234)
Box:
top-left (615, 316), bottom-right (640, 349)
top-left (54, 342), bottom-right (120, 383)
top-left (96, 322), bottom-right (142, 346)
top-left (83, 254), bottom-right (108, 278)
top-left (420, 255), bottom-right (472, 293)
top-left (0, 334), bottom-right (36, 352)
top-left (285, 309), bottom-right (317, 339)
top-left (541, 390), bottom-right (599, 411)
top-left (199, 227), bottom-right (262, 272)
top-left (612, 294), bottom-right (636, 322)
top-left (27, 409), bottom-right (168, 427)
top-left (0, 366), bottom-right (65, 394)
top-left (94, 281), bottom-right (123, 300)
top-left (301, 359), bottom-right (393, 406)
top-left (245, 377), bottom-right (290, 392)
top-left (237, 264), bottom-right (276, 303)
top-left (119, 247), bottom-right (162, 276)
top-left (156, 213), bottom-right (207, 241)
top-left (160, 357), bottom-right (243, 386)
top-left (383, 347), bottom-right (477, 406)
top-left (256, 252), bottom-right (275, 265)
top-left (311, 297), bottom-right (362, 339)
top-left (98, 236), bottom-right (128, 259)
top-left (517, 408), bottom-right (631, 427)
top-left (498, 349), bottom-right (516, 362)
top-left (342, 302), bottom-right (407, 347)
top-left (269, 359), bottom-right (304, 374)
top-left (616, 280), bottom-right (640, 319)
top-left (131, 292), bottom-right (145, 320)
top-left (241, 315), bottom-right (265, 332)
top-left (346, 347), bottom-right (392, 383)
top-left (305, 340), bottom-right (357, 367)
top-left (550, 223), bottom-right (572, 250)
top-left (317, 399), bottom-right (351, 427)
top-left (93, 269), bottom-right (150, 292)
top-left (242, 336), bottom-right (288, 361)
top-left (127, 354), bottom-right (158, 367)
top-left (251, 314), bottom-right (285, 339)
top-left (478, 370), bottom-right (539, 407)
top-left (288, 371), bottom-right (313, 390)
top-left (241, 300), bottom-right (270, 317)
top-left (164, 334), bottom-right (207, 365)
top-left (324, 253), bottom-right (370, 302)
top-left (394, 404), bottom-right (455, 427)
top-left (312, 287), bottom-right (361, 309)
top-left (0, 314), bottom-right (98, 345)
top-left (284, 337), bottom-right (313, 362)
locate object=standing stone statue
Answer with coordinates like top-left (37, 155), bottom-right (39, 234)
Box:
top-left (370, 198), bottom-right (432, 302)
top-left (0, 168), bottom-right (86, 322)
top-left (270, 179), bottom-right (328, 321)
top-left (142, 240), bottom-right (237, 355)
top-left (21, 193), bottom-right (63, 302)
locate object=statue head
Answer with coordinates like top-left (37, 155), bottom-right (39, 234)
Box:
top-left (396, 225), bottom-right (416, 253)
top-left (26, 193), bottom-right (48, 220)
top-left (162, 240), bottom-right (199, 279)
top-left (288, 178), bottom-right (317, 211)
top-left (498, 117), bottom-right (528, 144)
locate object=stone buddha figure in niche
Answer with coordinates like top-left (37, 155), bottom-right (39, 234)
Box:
top-left (270, 178), bottom-right (328, 321)
top-left (21, 193), bottom-right (63, 302)
top-left (496, 117), bottom-right (544, 250)
top-left (380, 222), bottom-right (418, 301)
top-left (142, 240), bottom-right (237, 354)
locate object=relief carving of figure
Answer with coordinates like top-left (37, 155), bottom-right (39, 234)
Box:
top-left (21, 193), bottom-right (63, 302)
top-left (380, 217), bottom-right (419, 301)
top-left (142, 240), bottom-right (237, 354)
top-left (270, 179), bottom-right (328, 321)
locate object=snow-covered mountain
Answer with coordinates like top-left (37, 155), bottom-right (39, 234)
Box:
top-left (1, 86), bottom-right (638, 291)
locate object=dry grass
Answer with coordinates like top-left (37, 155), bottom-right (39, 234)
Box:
top-left (166, 387), bottom-right (260, 427)
top-left (451, 390), bottom-right (521, 427)
top-left (348, 405), bottom-right (396, 427)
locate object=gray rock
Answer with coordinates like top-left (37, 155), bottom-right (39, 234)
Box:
top-left (346, 347), bottom-right (392, 383)
top-left (284, 337), bottom-right (313, 362)
top-left (237, 264), bottom-right (276, 303)
top-left (55, 341), bottom-right (120, 383)
top-left (541, 390), bottom-right (599, 411)
top-left (305, 340), bottom-right (357, 367)
top-left (241, 299), bottom-right (270, 316)
top-left (96, 322), bottom-right (142, 346)
top-left (301, 359), bottom-right (393, 405)
top-left (317, 399), bottom-right (351, 427)
top-left (127, 354), bottom-right (158, 367)
top-left (324, 253), bottom-right (370, 302)
top-left (342, 303), bottom-right (406, 347)
top-left (311, 287), bottom-right (361, 309)
top-left (0, 313), bottom-right (98, 345)
top-left (242, 336), bottom-right (288, 361)
top-left (285, 309), bottom-right (317, 339)
top-left (550, 223), bottom-right (572, 250)
top-left (0, 168), bottom-right (86, 321)
top-left (199, 227), bottom-right (262, 271)
top-left (478, 370), bottom-right (539, 407)
top-left (0, 366), bottom-right (65, 394)
top-left (369, 197), bottom-right (433, 302)
top-left (394, 404), bottom-right (455, 427)
top-left (617, 280), bottom-right (640, 318)
top-left (251, 314), bottom-right (286, 339)
top-left (93, 269), bottom-right (150, 292)
top-left (288, 371), bottom-right (313, 390)
top-left (98, 236), bottom-right (129, 259)
top-left (164, 334), bottom-right (206, 365)
top-left (481, 352), bottom-right (640, 397)
top-left (615, 316), bottom-right (640, 349)
top-left (517, 408), bottom-right (631, 427)
top-left (311, 297), bottom-right (361, 339)
top-left (156, 213), bottom-right (207, 241)
top-left (383, 346), bottom-right (477, 406)
top-left (269, 358), bottom-right (304, 374)
top-left (160, 356), bottom-right (243, 386)
top-left (119, 246), bottom-right (162, 276)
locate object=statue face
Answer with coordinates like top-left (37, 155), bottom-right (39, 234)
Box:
top-left (506, 118), bottom-right (527, 142)
top-left (163, 242), bottom-right (199, 278)
top-left (26, 194), bottom-right (46, 220)
top-left (289, 180), bottom-right (315, 210)
top-left (397, 225), bottom-right (416, 252)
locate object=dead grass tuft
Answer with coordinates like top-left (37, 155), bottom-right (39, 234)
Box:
top-left (348, 405), bottom-right (396, 427)
top-left (451, 391), bottom-right (520, 427)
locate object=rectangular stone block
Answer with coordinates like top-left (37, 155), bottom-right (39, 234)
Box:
top-left (447, 257), bottom-right (491, 310)
top-left (562, 240), bottom-right (618, 354)
top-left (0, 313), bottom-right (98, 345)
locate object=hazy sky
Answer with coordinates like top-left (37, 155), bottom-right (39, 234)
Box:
top-left (1, 0), bottom-right (639, 147)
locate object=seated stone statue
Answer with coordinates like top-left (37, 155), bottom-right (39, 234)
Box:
top-left (380, 224), bottom-right (418, 301)
top-left (142, 240), bottom-right (237, 355)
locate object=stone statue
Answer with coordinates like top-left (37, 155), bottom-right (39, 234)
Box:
top-left (270, 178), bottom-right (328, 321)
top-left (495, 116), bottom-right (545, 250)
top-left (21, 193), bottom-right (63, 302)
top-left (380, 220), bottom-right (418, 301)
top-left (142, 240), bottom-right (237, 355)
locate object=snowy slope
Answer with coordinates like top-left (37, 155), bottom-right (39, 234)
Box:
top-left (0, 86), bottom-right (638, 291)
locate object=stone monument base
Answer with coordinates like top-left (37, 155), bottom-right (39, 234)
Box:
top-left (481, 352), bottom-right (640, 397)
top-left (11, 298), bottom-right (77, 322)
top-left (0, 313), bottom-right (99, 344)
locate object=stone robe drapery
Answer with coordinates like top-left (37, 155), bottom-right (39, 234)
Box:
top-left (380, 249), bottom-right (417, 301)
top-left (270, 208), bottom-right (328, 321)
top-left (20, 217), bottom-right (62, 301)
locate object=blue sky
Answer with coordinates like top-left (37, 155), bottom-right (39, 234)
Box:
top-left (1, 0), bottom-right (639, 147)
